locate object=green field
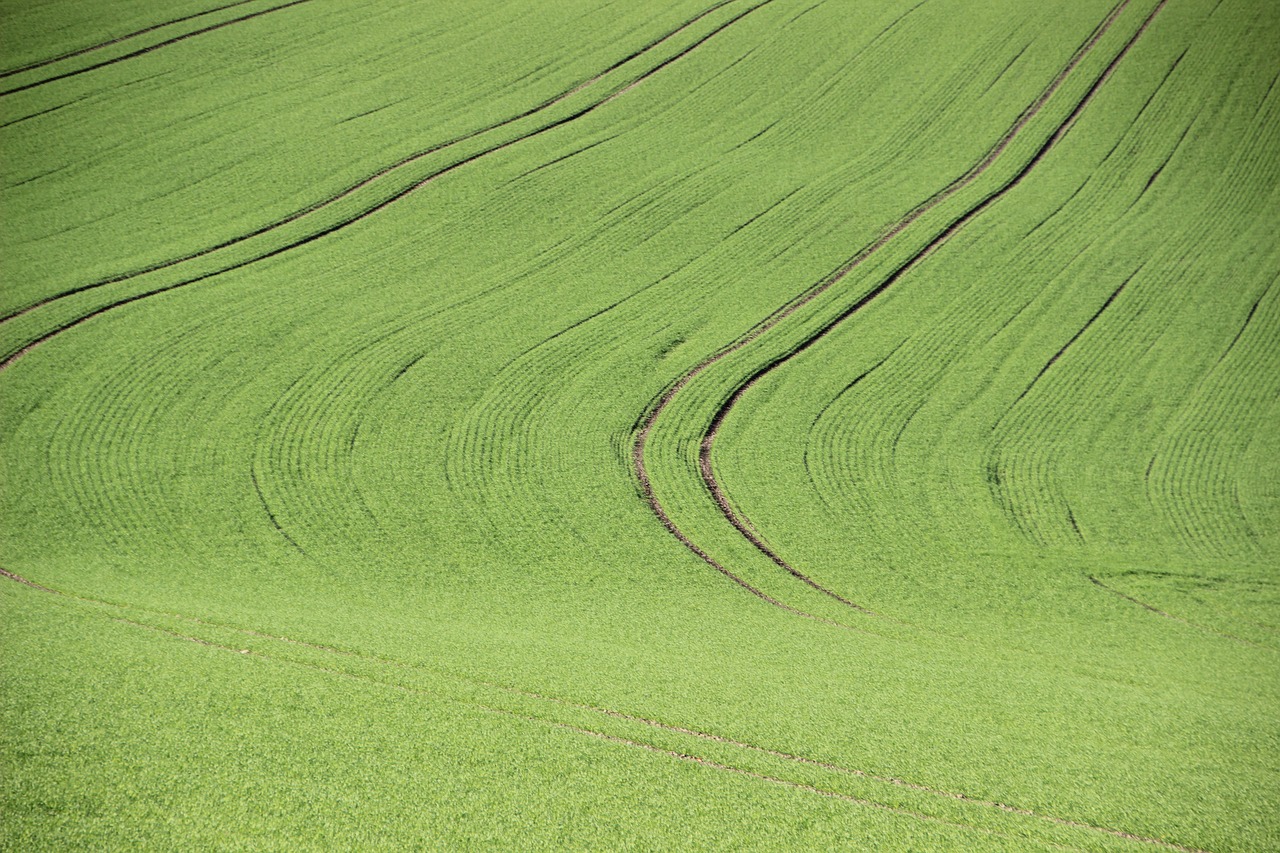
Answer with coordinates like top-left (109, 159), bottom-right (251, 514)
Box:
top-left (2, 0), bottom-right (1278, 848)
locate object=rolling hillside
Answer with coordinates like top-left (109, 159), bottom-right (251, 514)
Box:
top-left (2, 0), bottom-right (1277, 848)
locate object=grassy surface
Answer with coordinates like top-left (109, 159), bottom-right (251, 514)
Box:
top-left (2, 0), bottom-right (1277, 849)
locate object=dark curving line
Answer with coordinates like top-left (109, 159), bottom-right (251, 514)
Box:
top-left (1087, 576), bottom-right (1271, 651)
top-left (637, 0), bottom-right (1156, 617)
top-left (1255, 65), bottom-right (1280, 119)
top-left (1004, 266), bottom-right (1139, 413)
top-left (801, 344), bottom-right (902, 505)
top-left (0, 0), bottom-right (778, 372)
top-left (507, 132), bottom-right (621, 183)
top-left (336, 98), bottom-right (409, 125)
top-left (0, 0), bottom-right (759, 325)
top-left (980, 42), bottom-right (1032, 97)
top-left (0, 0), bottom-right (263, 80)
top-left (1215, 274), bottom-right (1274, 366)
top-left (1065, 503), bottom-right (1084, 542)
top-left (249, 467), bottom-right (306, 554)
top-left (0, 96), bottom-right (89, 129)
top-left (1022, 179), bottom-right (1087, 239)
top-left (0, 0), bottom-right (317, 98)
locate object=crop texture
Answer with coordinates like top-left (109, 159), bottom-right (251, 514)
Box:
top-left (2, 0), bottom-right (1277, 849)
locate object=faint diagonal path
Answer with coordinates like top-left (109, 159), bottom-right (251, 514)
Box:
top-left (0, 566), bottom-right (1213, 851)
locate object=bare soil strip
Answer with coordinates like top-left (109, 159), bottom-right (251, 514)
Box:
top-left (0, 566), bottom-right (1209, 850)
top-left (635, 0), bottom-right (1164, 617)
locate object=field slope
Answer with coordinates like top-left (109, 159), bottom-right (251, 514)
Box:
top-left (2, 0), bottom-right (1277, 849)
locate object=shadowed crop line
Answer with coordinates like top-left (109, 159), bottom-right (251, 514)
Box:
top-left (811, 344), bottom-right (903, 431)
top-left (637, 0), bottom-right (1156, 618)
top-left (803, 344), bottom-right (903, 500)
top-left (1216, 275), bottom-right (1273, 365)
top-left (0, 0), bottom-right (262, 79)
top-left (1005, 266), bottom-right (1139, 413)
top-left (507, 133), bottom-right (620, 182)
top-left (1255, 66), bottom-right (1280, 119)
top-left (249, 467), bottom-right (306, 554)
top-left (1087, 576), bottom-right (1269, 651)
top-left (0, 566), bottom-right (1213, 849)
top-left (783, 0), bottom-right (828, 28)
top-left (0, 0), bottom-right (318, 98)
top-left (337, 98), bottom-right (410, 125)
top-left (597, 0), bottom-right (775, 105)
top-left (0, 96), bottom-right (89, 129)
top-left (981, 42), bottom-right (1032, 97)
top-left (1022, 180), bottom-right (1088, 239)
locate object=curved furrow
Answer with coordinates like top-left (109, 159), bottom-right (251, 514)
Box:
top-left (0, 0), bottom-right (262, 80)
top-left (0, 0), bottom-right (777, 376)
top-left (0, 0), bottom-right (319, 98)
top-left (986, 267), bottom-right (1144, 546)
top-left (637, 0), bottom-right (1162, 617)
top-left (0, 0), bottom-right (756, 327)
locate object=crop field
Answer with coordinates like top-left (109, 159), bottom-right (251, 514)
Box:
top-left (2, 0), bottom-right (1278, 849)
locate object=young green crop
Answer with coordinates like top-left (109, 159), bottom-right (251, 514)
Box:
top-left (2, 0), bottom-right (1276, 849)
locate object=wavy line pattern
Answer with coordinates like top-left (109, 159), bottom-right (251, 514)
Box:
top-left (2, 0), bottom-right (1276, 847)
top-left (638, 0), bottom-right (1164, 618)
top-left (0, 0), bottom-right (776, 370)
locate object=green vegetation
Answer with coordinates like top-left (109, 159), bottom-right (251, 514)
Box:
top-left (2, 0), bottom-right (1276, 848)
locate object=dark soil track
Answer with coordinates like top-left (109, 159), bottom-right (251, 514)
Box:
top-left (634, 0), bottom-right (1170, 618)
top-left (0, 0), bottom-right (319, 97)
top-left (0, 0), bottom-right (766, 327)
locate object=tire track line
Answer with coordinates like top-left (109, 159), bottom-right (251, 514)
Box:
top-left (0, 0), bottom-right (317, 98)
top-left (0, 0), bottom-right (752, 324)
top-left (0, 566), bottom-right (1207, 850)
top-left (700, 0), bottom-right (1168, 608)
top-left (0, 0), bottom-right (263, 80)
top-left (0, 0), bottom-right (777, 373)
top-left (635, 0), bottom-right (1146, 615)
top-left (116, 608), bottom-right (1044, 846)
top-left (519, 717), bottom-right (1083, 851)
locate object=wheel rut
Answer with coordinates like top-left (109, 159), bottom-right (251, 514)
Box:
top-left (635, 0), bottom-right (1168, 620)
top-left (0, 0), bottom-right (776, 372)
top-left (0, 0), bottom-right (760, 327)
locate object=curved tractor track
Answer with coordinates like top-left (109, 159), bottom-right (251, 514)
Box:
top-left (634, 0), bottom-right (1168, 622)
top-left (0, 0), bottom-right (767, 333)
top-left (0, 0), bottom-right (318, 98)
